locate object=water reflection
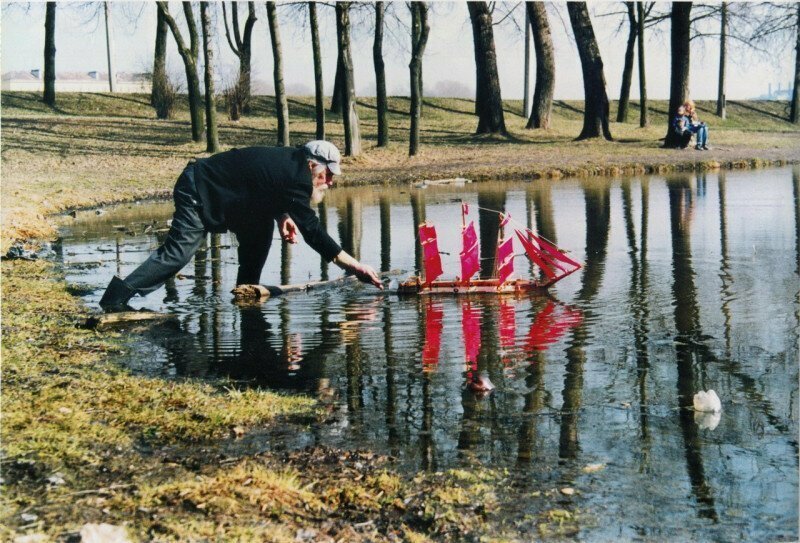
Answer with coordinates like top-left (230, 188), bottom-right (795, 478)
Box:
top-left (59, 167), bottom-right (799, 541)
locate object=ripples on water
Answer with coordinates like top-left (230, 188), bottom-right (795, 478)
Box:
top-left (59, 167), bottom-right (799, 541)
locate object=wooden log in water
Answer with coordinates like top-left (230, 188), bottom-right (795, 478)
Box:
top-left (84, 311), bottom-right (176, 330)
top-left (231, 270), bottom-right (404, 301)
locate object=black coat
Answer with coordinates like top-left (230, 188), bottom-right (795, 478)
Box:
top-left (193, 146), bottom-right (341, 262)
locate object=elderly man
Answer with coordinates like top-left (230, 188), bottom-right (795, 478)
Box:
top-left (99, 140), bottom-right (382, 309)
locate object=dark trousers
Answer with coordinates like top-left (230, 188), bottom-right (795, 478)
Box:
top-left (124, 165), bottom-right (208, 295)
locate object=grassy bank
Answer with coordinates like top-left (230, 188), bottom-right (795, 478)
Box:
top-left (2, 260), bottom-right (588, 541)
top-left (1, 92), bottom-right (797, 540)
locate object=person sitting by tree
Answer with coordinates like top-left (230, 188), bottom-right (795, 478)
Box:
top-left (682, 100), bottom-right (710, 150)
top-left (672, 105), bottom-right (693, 149)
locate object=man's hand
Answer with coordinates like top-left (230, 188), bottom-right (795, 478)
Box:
top-left (353, 262), bottom-right (383, 289)
top-left (278, 214), bottom-right (299, 244)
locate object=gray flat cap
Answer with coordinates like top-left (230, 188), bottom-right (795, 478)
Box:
top-left (303, 140), bottom-right (342, 175)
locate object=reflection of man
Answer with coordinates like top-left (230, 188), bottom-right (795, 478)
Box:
top-left (100, 140), bottom-right (382, 309)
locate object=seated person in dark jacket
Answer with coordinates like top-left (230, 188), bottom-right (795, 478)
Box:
top-left (672, 105), bottom-right (693, 149)
top-left (100, 141), bottom-right (382, 309)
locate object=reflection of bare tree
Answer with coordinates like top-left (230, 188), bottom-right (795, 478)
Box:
top-left (793, 167), bottom-right (800, 349)
top-left (411, 191), bottom-right (426, 274)
top-left (667, 175), bottom-right (717, 521)
top-left (560, 183), bottom-right (609, 460)
top-left (380, 196), bottom-right (391, 273)
top-left (529, 183), bottom-right (557, 282)
top-left (477, 190), bottom-right (506, 278)
top-left (383, 295), bottom-right (400, 456)
top-left (517, 298), bottom-right (551, 465)
top-left (280, 239), bottom-right (291, 286)
top-left (717, 173), bottom-right (734, 357)
top-left (338, 196), bottom-right (363, 262)
top-left (622, 179), bottom-right (652, 447)
top-left (318, 201), bottom-right (329, 281)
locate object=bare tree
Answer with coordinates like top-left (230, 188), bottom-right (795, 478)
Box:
top-left (152, 4), bottom-right (168, 108)
top-left (617, 2), bottom-right (637, 122)
top-left (715, 2), bottom-right (727, 118)
top-left (664, 2), bottom-right (692, 147)
top-left (309, 1), bottom-right (325, 139)
top-left (221, 2), bottom-right (257, 114)
top-left (43, 2), bottom-right (56, 107)
top-left (409, 1), bottom-right (430, 156)
top-left (374, 1), bottom-right (388, 147)
top-left (526, 1), bottom-right (555, 129)
top-left (468, 1), bottom-right (507, 135)
top-left (201, 1), bottom-right (219, 152)
top-left (750, 2), bottom-right (800, 124)
top-left (637, 1), bottom-right (648, 127)
top-left (267, 1), bottom-right (289, 146)
top-left (567, 1), bottom-right (613, 140)
top-left (104, 2), bottom-right (116, 92)
top-left (523, 6), bottom-right (531, 118)
top-left (157, 1), bottom-right (205, 143)
top-left (336, 2), bottom-right (361, 155)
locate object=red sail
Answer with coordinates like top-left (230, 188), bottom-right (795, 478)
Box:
top-left (495, 236), bottom-right (515, 284)
top-left (515, 229), bottom-right (581, 283)
top-left (419, 223), bottom-right (443, 284)
top-left (422, 301), bottom-right (444, 369)
top-left (460, 221), bottom-right (480, 282)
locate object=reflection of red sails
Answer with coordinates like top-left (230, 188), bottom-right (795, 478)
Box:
top-left (419, 299), bottom-right (582, 372)
top-left (422, 301), bottom-right (444, 370)
top-left (524, 301), bottom-right (583, 352)
top-left (461, 301), bottom-right (482, 371)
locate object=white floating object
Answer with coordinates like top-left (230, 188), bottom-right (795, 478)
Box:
top-left (693, 390), bottom-right (722, 413)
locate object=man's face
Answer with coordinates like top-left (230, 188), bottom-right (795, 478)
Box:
top-left (311, 167), bottom-right (333, 205)
top-left (312, 166), bottom-right (334, 189)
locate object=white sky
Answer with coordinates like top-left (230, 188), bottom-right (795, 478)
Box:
top-left (0, 1), bottom-right (794, 101)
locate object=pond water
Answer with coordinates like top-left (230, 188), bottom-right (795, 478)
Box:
top-left (59, 167), bottom-right (799, 541)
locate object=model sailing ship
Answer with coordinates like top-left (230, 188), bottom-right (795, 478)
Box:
top-left (398, 203), bottom-right (582, 295)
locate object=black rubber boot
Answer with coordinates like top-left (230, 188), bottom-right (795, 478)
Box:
top-left (99, 276), bottom-right (136, 311)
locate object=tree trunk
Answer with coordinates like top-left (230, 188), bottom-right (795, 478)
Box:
top-left (267, 1), bottom-right (290, 146)
top-left (43, 2), bottom-right (56, 107)
top-left (309, 1), bottom-right (325, 139)
top-left (467, 1), bottom-right (507, 135)
top-left (336, 2), bottom-right (361, 156)
top-left (637, 1), bottom-right (648, 127)
top-left (158, 1), bottom-right (205, 142)
top-left (617, 2), bottom-right (636, 123)
top-left (221, 2), bottom-right (256, 114)
top-left (374, 1), bottom-right (389, 147)
top-left (201, 2), bottom-right (219, 152)
top-left (791, 3), bottom-right (799, 124)
top-left (152, 5), bottom-right (168, 108)
top-left (664, 2), bottom-right (692, 147)
top-left (330, 54), bottom-right (343, 114)
top-left (716, 2), bottom-right (727, 119)
top-left (566, 1), bottom-right (613, 140)
top-left (104, 2), bottom-right (116, 92)
top-left (526, 1), bottom-right (555, 129)
top-left (523, 7), bottom-right (531, 118)
top-left (409, 2), bottom-right (430, 156)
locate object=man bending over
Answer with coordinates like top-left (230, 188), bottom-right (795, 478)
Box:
top-left (99, 140), bottom-right (382, 309)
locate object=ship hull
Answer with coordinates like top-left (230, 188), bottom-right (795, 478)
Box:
top-left (398, 277), bottom-right (546, 295)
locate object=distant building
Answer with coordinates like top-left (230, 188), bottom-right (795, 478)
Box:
top-left (1, 69), bottom-right (151, 93)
